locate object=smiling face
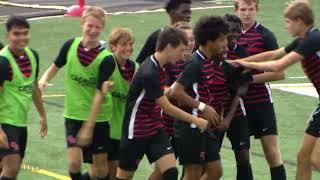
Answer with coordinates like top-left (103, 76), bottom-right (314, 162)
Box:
top-left (111, 37), bottom-right (134, 61)
top-left (7, 26), bottom-right (30, 51)
top-left (166, 43), bottom-right (186, 65)
top-left (81, 16), bottom-right (104, 43)
top-left (184, 29), bottom-right (195, 59)
top-left (207, 34), bottom-right (228, 59)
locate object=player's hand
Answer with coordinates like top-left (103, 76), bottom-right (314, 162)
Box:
top-left (101, 81), bottom-right (114, 94)
top-left (0, 128), bottom-right (9, 149)
top-left (236, 83), bottom-right (249, 97)
top-left (194, 117), bottom-right (208, 132)
top-left (39, 116), bottom-right (48, 139)
top-left (38, 78), bottom-right (49, 90)
top-left (202, 105), bottom-right (220, 127)
top-left (76, 121), bottom-right (95, 147)
top-left (215, 120), bottom-right (229, 132)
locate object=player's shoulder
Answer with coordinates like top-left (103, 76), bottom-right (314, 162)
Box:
top-left (255, 23), bottom-right (276, 37)
top-left (137, 56), bottom-right (159, 78)
top-left (306, 28), bottom-right (320, 39)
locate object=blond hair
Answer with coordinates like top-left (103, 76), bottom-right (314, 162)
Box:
top-left (284, 0), bottom-right (314, 26)
top-left (108, 28), bottom-right (135, 50)
top-left (234, 0), bottom-right (259, 9)
top-left (81, 6), bottom-right (106, 26)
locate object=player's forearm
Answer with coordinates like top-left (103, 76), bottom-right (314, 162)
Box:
top-left (241, 48), bottom-right (285, 63)
top-left (40, 64), bottom-right (59, 82)
top-left (162, 103), bottom-right (197, 124)
top-left (87, 90), bottom-right (104, 124)
top-left (32, 84), bottom-right (46, 117)
top-left (223, 96), bottom-right (240, 127)
top-left (171, 84), bottom-right (200, 110)
top-left (252, 71), bottom-right (285, 83)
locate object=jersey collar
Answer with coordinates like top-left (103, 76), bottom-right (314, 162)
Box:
top-left (242, 21), bottom-right (259, 33)
top-left (196, 49), bottom-right (210, 61)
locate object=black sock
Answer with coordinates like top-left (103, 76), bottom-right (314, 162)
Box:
top-left (96, 174), bottom-right (110, 180)
top-left (0, 177), bottom-right (14, 180)
top-left (237, 164), bottom-right (253, 180)
top-left (115, 177), bottom-right (126, 180)
top-left (270, 164), bottom-right (286, 180)
top-left (81, 172), bottom-right (91, 180)
top-left (69, 172), bottom-right (82, 180)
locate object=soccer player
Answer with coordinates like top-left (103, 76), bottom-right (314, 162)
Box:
top-left (148, 22), bottom-right (195, 180)
top-left (38, 7), bottom-right (111, 180)
top-left (234, 0), bottom-right (286, 179)
top-left (170, 16), bottom-right (228, 180)
top-left (116, 27), bottom-right (208, 180)
top-left (0, 16), bottom-right (47, 180)
top-left (77, 28), bottom-right (137, 180)
top-left (136, 0), bottom-right (191, 64)
top-left (210, 13), bottom-right (253, 180)
top-left (233, 1), bottom-right (319, 179)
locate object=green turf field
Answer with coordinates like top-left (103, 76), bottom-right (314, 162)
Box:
top-left (1, 0), bottom-right (320, 179)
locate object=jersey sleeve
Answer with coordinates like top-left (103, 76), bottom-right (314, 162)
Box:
top-left (284, 39), bottom-right (300, 53)
top-left (263, 30), bottom-right (279, 51)
top-left (293, 35), bottom-right (320, 60)
top-left (144, 72), bottom-right (164, 99)
top-left (177, 58), bottom-right (201, 88)
top-left (30, 49), bottom-right (40, 78)
top-left (0, 57), bottom-right (9, 86)
top-left (135, 30), bottom-right (160, 64)
top-left (53, 38), bottom-right (74, 68)
top-left (96, 55), bottom-right (116, 90)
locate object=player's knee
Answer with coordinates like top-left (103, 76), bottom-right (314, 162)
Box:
top-left (235, 150), bottom-right (250, 166)
top-left (264, 148), bottom-right (281, 166)
top-left (162, 167), bottom-right (178, 180)
top-left (184, 165), bottom-right (202, 178)
top-left (116, 168), bottom-right (134, 180)
top-left (2, 160), bottom-right (21, 177)
top-left (206, 165), bottom-right (222, 180)
top-left (68, 159), bottom-right (81, 172)
top-left (311, 156), bottom-right (320, 170)
top-left (297, 150), bottom-right (311, 165)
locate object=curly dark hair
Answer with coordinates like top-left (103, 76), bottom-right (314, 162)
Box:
top-left (165, 0), bottom-right (191, 14)
top-left (193, 16), bottom-right (230, 46)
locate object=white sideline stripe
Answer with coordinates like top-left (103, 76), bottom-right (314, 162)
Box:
top-left (270, 83), bottom-right (313, 88)
top-left (288, 76), bottom-right (307, 79)
top-left (270, 83), bottom-right (318, 98)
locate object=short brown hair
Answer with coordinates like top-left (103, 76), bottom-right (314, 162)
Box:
top-left (156, 27), bottom-right (188, 52)
top-left (81, 6), bottom-right (106, 26)
top-left (284, 0), bottom-right (314, 26)
top-left (108, 28), bottom-right (135, 49)
top-left (234, 0), bottom-right (259, 9)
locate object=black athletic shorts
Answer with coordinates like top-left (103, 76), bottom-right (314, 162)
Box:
top-left (119, 129), bottom-right (174, 171)
top-left (65, 118), bottom-right (109, 163)
top-left (0, 124), bottom-right (27, 158)
top-left (175, 128), bottom-right (220, 165)
top-left (245, 102), bottom-right (278, 139)
top-left (216, 116), bottom-right (250, 151)
top-left (83, 138), bottom-right (120, 163)
top-left (306, 104), bottom-right (320, 137)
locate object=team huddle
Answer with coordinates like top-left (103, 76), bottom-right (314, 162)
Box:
top-left (0, 0), bottom-right (319, 180)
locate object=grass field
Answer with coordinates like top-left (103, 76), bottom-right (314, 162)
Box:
top-left (1, 0), bottom-right (320, 179)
